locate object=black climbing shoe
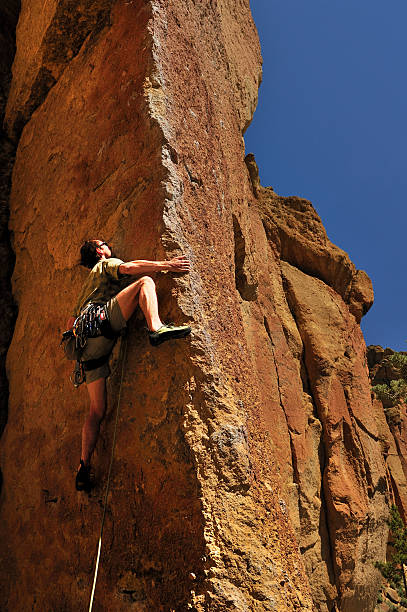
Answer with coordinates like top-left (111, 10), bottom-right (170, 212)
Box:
top-left (75, 460), bottom-right (93, 493)
top-left (148, 323), bottom-right (191, 347)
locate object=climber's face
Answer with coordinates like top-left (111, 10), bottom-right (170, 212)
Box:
top-left (95, 239), bottom-right (112, 259)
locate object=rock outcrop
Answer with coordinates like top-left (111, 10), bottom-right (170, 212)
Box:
top-left (240, 163), bottom-right (387, 612)
top-left (0, 1), bottom-right (396, 611)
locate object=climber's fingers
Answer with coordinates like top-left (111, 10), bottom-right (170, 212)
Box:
top-left (167, 255), bottom-right (191, 272)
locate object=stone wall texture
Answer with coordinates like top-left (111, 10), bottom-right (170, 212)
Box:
top-left (0, 0), bottom-right (19, 445)
top-left (0, 1), bottom-right (399, 611)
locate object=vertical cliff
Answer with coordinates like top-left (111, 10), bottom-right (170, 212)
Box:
top-left (244, 164), bottom-right (389, 612)
top-left (0, 1), bottom-right (394, 611)
top-left (0, 0), bottom-right (19, 450)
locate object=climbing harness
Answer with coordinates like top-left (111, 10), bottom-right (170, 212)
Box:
top-left (68, 354), bottom-right (112, 388)
top-left (88, 334), bottom-right (128, 612)
top-left (61, 302), bottom-right (117, 357)
top-left (61, 303), bottom-right (120, 387)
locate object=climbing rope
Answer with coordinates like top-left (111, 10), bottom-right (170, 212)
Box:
top-left (88, 334), bottom-right (128, 612)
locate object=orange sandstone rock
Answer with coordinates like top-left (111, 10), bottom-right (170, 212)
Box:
top-left (256, 183), bottom-right (374, 324)
top-left (5, 0), bottom-right (115, 140)
top-left (279, 262), bottom-right (387, 611)
top-left (244, 157), bottom-right (387, 611)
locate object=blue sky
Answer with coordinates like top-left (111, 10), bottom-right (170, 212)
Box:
top-left (244, 0), bottom-right (407, 350)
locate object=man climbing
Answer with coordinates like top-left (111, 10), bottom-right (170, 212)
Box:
top-left (67, 239), bottom-right (191, 492)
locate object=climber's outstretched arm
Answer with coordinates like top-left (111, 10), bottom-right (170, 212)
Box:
top-left (119, 255), bottom-right (190, 276)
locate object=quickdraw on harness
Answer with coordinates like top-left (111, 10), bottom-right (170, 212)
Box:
top-left (72, 360), bottom-right (85, 388)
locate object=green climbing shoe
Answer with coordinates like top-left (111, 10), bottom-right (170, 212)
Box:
top-left (148, 323), bottom-right (191, 347)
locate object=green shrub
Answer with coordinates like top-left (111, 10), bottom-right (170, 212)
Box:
top-left (373, 379), bottom-right (407, 409)
top-left (372, 351), bottom-right (407, 412)
top-left (388, 353), bottom-right (407, 378)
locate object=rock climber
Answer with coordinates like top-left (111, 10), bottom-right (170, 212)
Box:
top-left (67, 239), bottom-right (191, 492)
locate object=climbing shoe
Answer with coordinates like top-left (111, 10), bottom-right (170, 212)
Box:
top-left (75, 460), bottom-right (93, 493)
top-left (148, 323), bottom-right (191, 347)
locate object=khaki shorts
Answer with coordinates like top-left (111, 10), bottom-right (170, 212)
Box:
top-left (81, 296), bottom-right (127, 384)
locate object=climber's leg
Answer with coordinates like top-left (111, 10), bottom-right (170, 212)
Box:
top-left (75, 377), bottom-right (106, 492)
top-left (81, 377), bottom-right (107, 465)
top-left (115, 276), bottom-right (163, 331)
top-left (114, 276), bottom-right (191, 345)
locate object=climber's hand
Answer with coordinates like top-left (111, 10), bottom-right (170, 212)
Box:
top-left (166, 255), bottom-right (190, 273)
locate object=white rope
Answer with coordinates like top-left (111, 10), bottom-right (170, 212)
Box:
top-left (88, 537), bottom-right (102, 611)
top-left (88, 335), bottom-right (128, 612)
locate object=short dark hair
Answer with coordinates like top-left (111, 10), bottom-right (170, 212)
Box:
top-left (79, 240), bottom-right (101, 269)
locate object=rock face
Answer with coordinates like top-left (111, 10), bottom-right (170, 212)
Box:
top-left (0, 0), bottom-right (19, 443)
top-left (242, 168), bottom-right (388, 612)
top-left (0, 1), bottom-right (395, 611)
top-left (4, 0), bottom-right (115, 140)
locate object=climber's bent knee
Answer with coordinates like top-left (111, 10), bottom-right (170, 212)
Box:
top-left (115, 277), bottom-right (155, 321)
top-left (138, 275), bottom-right (155, 288)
